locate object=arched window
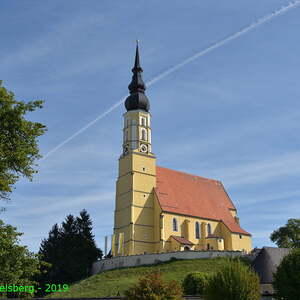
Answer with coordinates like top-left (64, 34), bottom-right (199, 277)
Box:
top-left (141, 129), bottom-right (147, 141)
top-left (126, 118), bottom-right (131, 127)
top-left (173, 218), bottom-right (178, 232)
top-left (207, 223), bottom-right (212, 235)
top-left (195, 221), bottom-right (200, 239)
top-left (140, 116), bottom-right (147, 126)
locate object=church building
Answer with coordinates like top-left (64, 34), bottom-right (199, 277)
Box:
top-left (112, 44), bottom-right (252, 256)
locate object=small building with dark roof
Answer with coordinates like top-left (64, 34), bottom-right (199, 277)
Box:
top-left (251, 247), bottom-right (291, 295)
top-left (252, 247), bottom-right (291, 283)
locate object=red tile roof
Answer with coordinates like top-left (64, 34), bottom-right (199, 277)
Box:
top-left (171, 235), bottom-right (194, 245)
top-left (155, 166), bottom-right (250, 236)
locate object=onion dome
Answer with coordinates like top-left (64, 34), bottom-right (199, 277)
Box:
top-left (125, 41), bottom-right (150, 112)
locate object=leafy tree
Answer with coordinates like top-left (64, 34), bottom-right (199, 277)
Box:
top-left (0, 219), bottom-right (49, 298)
top-left (273, 248), bottom-right (300, 300)
top-left (36, 210), bottom-right (102, 296)
top-left (205, 258), bottom-right (260, 300)
top-left (0, 81), bottom-right (46, 205)
top-left (124, 270), bottom-right (183, 300)
top-left (270, 219), bottom-right (300, 248)
top-left (182, 272), bottom-right (211, 295)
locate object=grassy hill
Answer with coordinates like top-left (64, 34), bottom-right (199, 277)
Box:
top-left (46, 257), bottom-right (246, 298)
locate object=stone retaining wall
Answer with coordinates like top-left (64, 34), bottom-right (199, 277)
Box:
top-left (91, 250), bottom-right (243, 275)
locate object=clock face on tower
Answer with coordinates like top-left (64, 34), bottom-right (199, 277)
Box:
top-left (140, 144), bottom-right (148, 153)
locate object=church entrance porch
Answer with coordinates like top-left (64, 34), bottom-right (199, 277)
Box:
top-left (169, 235), bottom-right (195, 252)
top-left (205, 235), bottom-right (224, 251)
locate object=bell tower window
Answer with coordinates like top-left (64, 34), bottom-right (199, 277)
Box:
top-left (141, 128), bottom-right (147, 141)
top-left (140, 116), bottom-right (147, 126)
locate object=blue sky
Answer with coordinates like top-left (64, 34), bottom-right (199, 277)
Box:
top-left (1, 0), bottom-right (300, 254)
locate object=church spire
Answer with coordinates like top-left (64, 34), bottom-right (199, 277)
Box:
top-left (133, 40), bottom-right (142, 72)
top-left (125, 41), bottom-right (150, 112)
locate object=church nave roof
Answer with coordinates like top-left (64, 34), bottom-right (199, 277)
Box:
top-left (155, 166), bottom-right (251, 236)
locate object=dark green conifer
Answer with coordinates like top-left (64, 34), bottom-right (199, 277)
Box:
top-left (36, 210), bottom-right (102, 296)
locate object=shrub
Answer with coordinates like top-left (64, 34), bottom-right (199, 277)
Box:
top-left (273, 248), bottom-right (300, 300)
top-left (124, 270), bottom-right (183, 300)
top-left (182, 272), bottom-right (210, 295)
top-left (205, 258), bottom-right (260, 300)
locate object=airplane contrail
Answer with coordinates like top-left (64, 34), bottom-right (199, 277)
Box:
top-left (41, 97), bottom-right (127, 160)
top-left (41, 0), bottom-right (300, 161)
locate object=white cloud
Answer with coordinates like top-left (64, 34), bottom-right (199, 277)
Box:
top-left (158, 108), bottom-right (300, 165)
top-left (0, 12), bottom-right (104, 68)
top-left (238, 190), bottom-right (300, 206)
top-left (251, 230), bottom-right (273, 239)
top-left (214, 151), bottom-right (300, 187)
top-left (35, 140), bottom-right (118, 184)
top-left (6, 190), bottom-right (114, 218)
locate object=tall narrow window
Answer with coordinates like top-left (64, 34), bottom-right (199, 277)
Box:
top-left (126, 118), bottom-right (131, 127)
top-left (141, 129), bottom-right (147, 141)
top-left (125, 130), bottom-right (129, 141)
top-left (173, 218), bottom-right (178, 232)
top-left (207, 223), bottom-right (212, 235)
top-left (140, 116), bottom-right (147, 126)
top-left (195, 221), bottom-right (200, 239)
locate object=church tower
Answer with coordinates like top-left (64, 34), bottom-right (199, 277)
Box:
top-left (113, 43), bottom-right (156, 256)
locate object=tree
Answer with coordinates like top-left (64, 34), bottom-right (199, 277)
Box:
top-left (182, 272), bottom-right (211, 295)
top-left (270, 219), bottom-right (300, 248)
top-left (124, 271), bottom-right (183, 300)
top-left (76, 210), bottom-right (103, 275)
top-left (0, 81), bottom-right (46, 204)
top-left (273, 248), bottom-right (300, 300)
top-left (0, 219), bottom-right (48, 298)
top-left (205, 258), bottom-right (260, 300)
top-left (35, 223), bottom-right (62, 290)
top-left (36, 210), bottom-right (102, 296)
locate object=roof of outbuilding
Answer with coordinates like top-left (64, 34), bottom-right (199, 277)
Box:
top-left (155, 166), bottom-right (250, 236)
top-left (251, 247), bottom-right (291, 284)
top-left (171, 235), bottom-right (194, 245)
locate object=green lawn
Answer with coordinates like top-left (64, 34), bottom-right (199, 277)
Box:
top-left (46, 257), bottom-right (244, 298)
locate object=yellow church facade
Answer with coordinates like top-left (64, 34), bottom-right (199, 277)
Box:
top-left (112, 44), bottom-right (252, 257)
